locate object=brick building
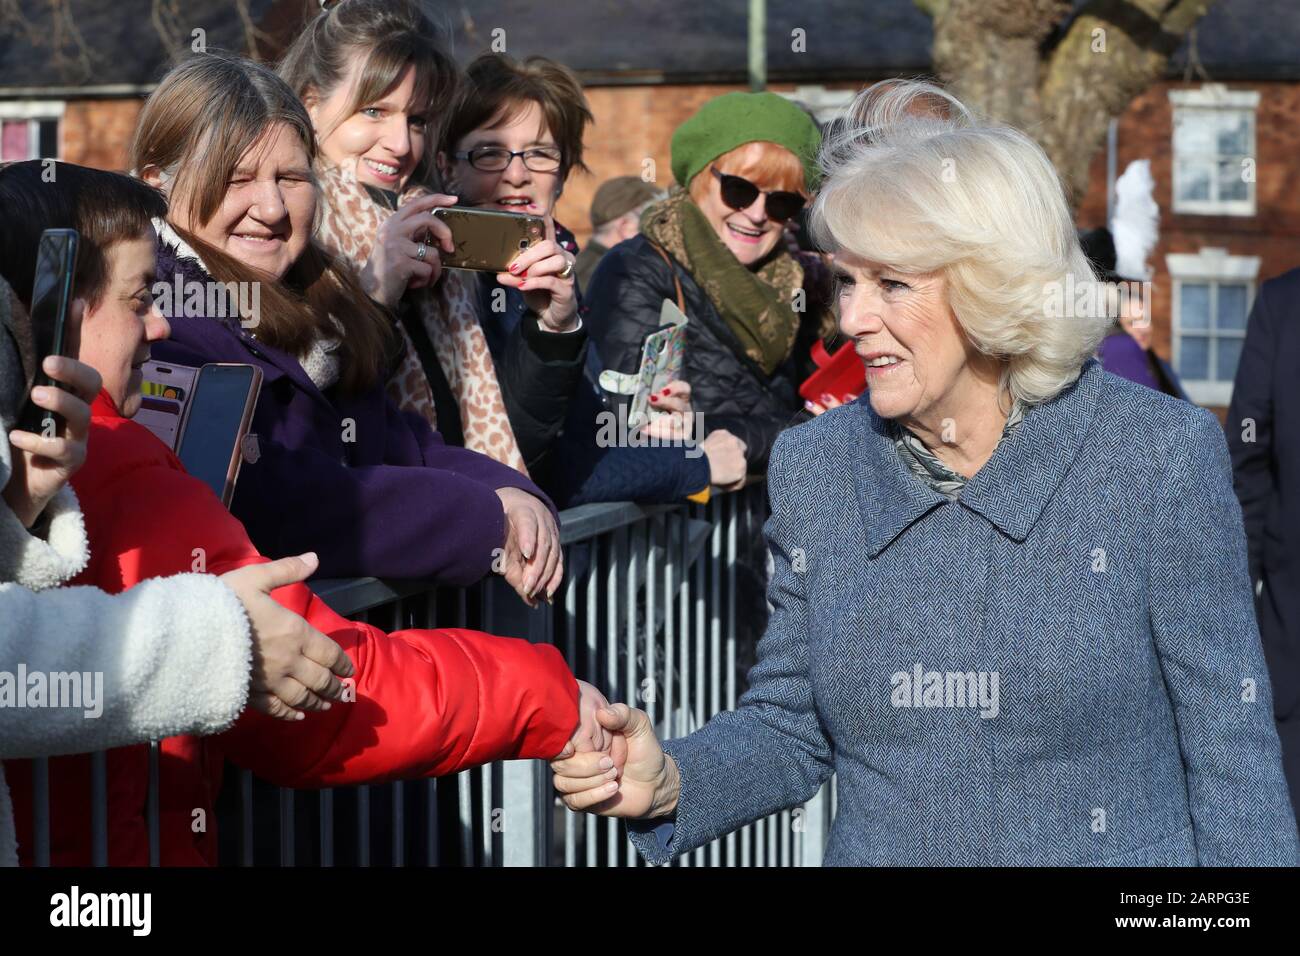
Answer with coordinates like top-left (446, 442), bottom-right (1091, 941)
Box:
top-left (2, 0), bottom-right (1296, 413)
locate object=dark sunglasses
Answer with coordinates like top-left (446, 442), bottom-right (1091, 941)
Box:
top-left (710, 166), bottom-right (806, 223)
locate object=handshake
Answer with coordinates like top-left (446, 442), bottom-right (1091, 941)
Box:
top-left (553, 681), bottom-right (682, 820)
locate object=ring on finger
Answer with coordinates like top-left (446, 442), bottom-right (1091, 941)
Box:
top-left (415, 241), bottom-right (427, 261)
top-left (557, 258), bottom-right (574, 281)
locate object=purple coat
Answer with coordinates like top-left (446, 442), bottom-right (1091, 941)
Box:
top-left (1098, 330), bottom-right (1160, 391)
top-left (150, 242), bottom-right (551, 584)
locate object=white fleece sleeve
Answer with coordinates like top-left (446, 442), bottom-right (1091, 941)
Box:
top-left (0, 572), bottom-right (252, 759)
top-left (0, 486), bottom-right (89, 591)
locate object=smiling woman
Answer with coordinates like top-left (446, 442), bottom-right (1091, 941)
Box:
top-left (555, 80), bottom-right (1300, 868)
top-left (126, 52), bottom-right (567, 601)
top-left (585, 90), bottom-right (835, 471)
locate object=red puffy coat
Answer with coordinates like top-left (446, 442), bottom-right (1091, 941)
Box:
top-left (6, 392), bottom-right (578, 866)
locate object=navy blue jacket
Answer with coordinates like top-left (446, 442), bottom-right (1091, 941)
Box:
top-left (476, 275), bottom-right (711, 510)
top-left (1228, 267), bottom-right (1300, 805)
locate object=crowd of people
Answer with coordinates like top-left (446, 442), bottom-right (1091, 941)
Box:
top-left (1, 0), bottom-right (1296, 866)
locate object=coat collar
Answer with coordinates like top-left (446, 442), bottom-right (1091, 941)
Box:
top-left (91, 388), bottom-right (123, 420)
top-left (855, 359), bottom-right (1103, 556)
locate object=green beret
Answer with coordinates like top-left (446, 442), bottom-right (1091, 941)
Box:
top-left (670, 91), bottom-right (821, 191)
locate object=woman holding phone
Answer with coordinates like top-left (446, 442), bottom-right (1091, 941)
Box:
top-left (433, 51), bottom-right (748, 506)
top-left (583, 91), bottom-right (836, 471)
top-left (0, 271), bottom-right (358, 865)
top-left (130, 52), bottom-right (562, 603)
top-left (277, 2), bottom-right (743, 504)
top-left (279, 0), bottom-right (580, 475)
top-left (0, 163), bottom-right (613, 865)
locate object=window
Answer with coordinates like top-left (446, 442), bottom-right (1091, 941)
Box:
top-left (1169, 85), bottom-right (1258, 216)
top-left (1166, 248), bottom-right (1260, 406)
top-left (0, 102), bottom-right (63, 162)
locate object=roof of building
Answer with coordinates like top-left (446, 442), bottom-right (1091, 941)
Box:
top-left (0, 0), bottom-right (1295, 95)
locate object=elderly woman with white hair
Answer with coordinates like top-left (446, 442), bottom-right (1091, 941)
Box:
top-left (549, 80), bottom-right (1299, 865)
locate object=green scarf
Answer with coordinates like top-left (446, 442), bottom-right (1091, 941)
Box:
top-left (641, 186), bottom-right (804, 376)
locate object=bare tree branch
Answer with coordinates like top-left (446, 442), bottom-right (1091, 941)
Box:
top-left (234, 0), bottom-right (276, 61)
top-left (150, 0), bottom-right (186, 66)
top-left (47, 0), bottom-right (97, 83)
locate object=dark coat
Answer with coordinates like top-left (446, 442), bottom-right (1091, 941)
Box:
top-left (1227, 266), bottom-right (1300, 814)
top-left (150, 242), bottom-right (550, 585)
top-left (474, 272), bottom-right (711, 509)
top-left (583, 233), bottom-right (822, 469)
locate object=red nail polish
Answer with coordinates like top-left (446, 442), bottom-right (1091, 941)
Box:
top-left (661, 387), bottom-right (671, 396)
top-left (649, 395), bottom-right (659, 403)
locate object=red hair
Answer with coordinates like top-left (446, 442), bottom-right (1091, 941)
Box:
top-left (688, 141), bottom-right (808, 206)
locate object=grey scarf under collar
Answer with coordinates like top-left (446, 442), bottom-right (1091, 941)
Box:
top-left (891, 400), bottom-right (1026, 501)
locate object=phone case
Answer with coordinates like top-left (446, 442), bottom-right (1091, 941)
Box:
top-left (432, 207), bottom-right (546, 272)
top-left (598, 299), bottom-right (688, 429)
top-left (136, 361), bottom-right (200, 450)
top-left (799, 338), bottom-right (866, 406)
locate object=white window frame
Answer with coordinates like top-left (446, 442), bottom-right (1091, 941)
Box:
top-left (1166, 247), bottom-right (1260, 406)
top-left (0, 100), bottom-right (65, 161)
top-left (1169, 85), bottom-right (1258, 217)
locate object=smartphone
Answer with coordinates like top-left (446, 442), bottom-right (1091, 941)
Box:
top-left (432, 207), bottom-right (545, 273)
top-left (19, 229), bottom-right (79, 435)
top-left (174, 363), bottom-right (262, 507)
top-left (135, 361), bottom-right (200, 451)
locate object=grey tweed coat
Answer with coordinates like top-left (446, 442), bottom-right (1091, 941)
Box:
top-left (629, 359), bottom-right (1299, 866)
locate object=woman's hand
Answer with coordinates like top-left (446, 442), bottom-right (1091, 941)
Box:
top-left (495, 486), bottom-right (563, 606)
top-left (551, 703), bottom-right (680, 818)
top-left (495, 219), bottom-right (578, 333)
top-left (219, 553), bottom-right (356, 721)
top-left (3, 348), bottom-right (100, 529)
top-left (642, 380), bottom-right (694, 442)
top-left (359, 193), bottom-right (459, 307)
top-left (700, 429), bottom-right (748, 490)
top-left (804, 391), bottom-right (858, 417)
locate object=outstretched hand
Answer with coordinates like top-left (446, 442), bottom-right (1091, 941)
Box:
top-left (550, 703), bottom-right (679, 819)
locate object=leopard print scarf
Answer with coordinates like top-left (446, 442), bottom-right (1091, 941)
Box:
top-left (313, 158), bottom-right (528, 475)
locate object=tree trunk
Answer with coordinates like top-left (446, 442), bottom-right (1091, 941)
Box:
top-left (922, 0), bottom-right (1217, 210)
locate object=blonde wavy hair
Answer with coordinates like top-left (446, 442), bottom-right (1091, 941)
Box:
top-left (811, 80), bottom-right (1109, 407)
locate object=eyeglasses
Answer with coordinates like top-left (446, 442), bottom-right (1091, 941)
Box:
top-left (454, 146), bottom-right (563, 173)
top-left (710, 166), bottom-right (806, 223)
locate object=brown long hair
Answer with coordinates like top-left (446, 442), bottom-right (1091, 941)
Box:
top-left (129, 52), bottom-right (391, 394)
top-left (277, 0), bottom-right (459, 190)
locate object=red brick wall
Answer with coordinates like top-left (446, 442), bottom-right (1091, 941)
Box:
top-left (1078, 80), bottom-right (1300, 413)
top-left (60, 98), bottom-right (144, 171)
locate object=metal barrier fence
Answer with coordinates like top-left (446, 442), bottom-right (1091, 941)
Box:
top-left (25, 482), bottom-right (835, 867)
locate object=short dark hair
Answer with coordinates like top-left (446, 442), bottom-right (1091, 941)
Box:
top-left (440, 54), bottom-right (592, 183)
top-left (0, 160), bottom-right (167, 310)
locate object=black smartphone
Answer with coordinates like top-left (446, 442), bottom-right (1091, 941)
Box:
top-left (19, 229), bottom-right (79, 435)
top-left (175, 363), bottom-right (262, 507)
